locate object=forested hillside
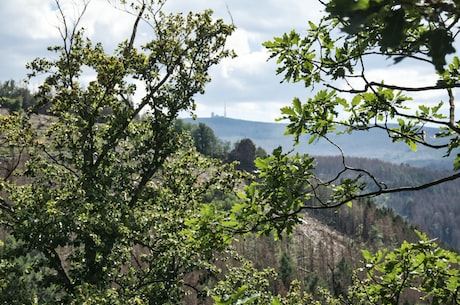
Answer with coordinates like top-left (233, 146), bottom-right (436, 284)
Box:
top-left (2, 110), bottom-right (457, 304)
top-left (184, 118), bottom-right (460, 250)
top-left (314, 156), bottom-right (460, 250)
top-left (2, 108), bottom-right (458, 303)
top-left (234, 198), bottom-right (420, 300)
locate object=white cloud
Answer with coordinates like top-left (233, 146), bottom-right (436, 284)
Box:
top-left (0, 0), bottom-right (320, 122)
top-left (80, 1), bottom-right (134, 44)
top-left (349, 65), bottom-right (448, 104)
top-left (367, 66), bottom-right (437, 88)
top-left (3, 0), bottom-right (452, 123)
top-left (0, 0), bottom-right (58, 39)
top-left (336, 62), bottom-right (460, 123)
top-left (227, 100), bottom-right (286, 122)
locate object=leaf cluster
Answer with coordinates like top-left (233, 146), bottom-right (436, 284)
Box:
top-left (350, 231), bottom-right (460, 304)
top-left (233, 147), bottom-right (316, 238)
top-left (326, 0), bottom-right (459, 72)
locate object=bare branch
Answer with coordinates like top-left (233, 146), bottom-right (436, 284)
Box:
top-left (448, 88), bottom-right (456, 128)
top-left (1, 146), bottom-right (25, 180)
top-left (225, 3), bottom-right (235, 27)
top-left (55, 0), bottom-right (91, 46)
top-left (311, 171), bottom-right (460, 210)
top-left (325, 80), bottom-right (460, 94)
top-left (127, 1), bottom-right (146, 53)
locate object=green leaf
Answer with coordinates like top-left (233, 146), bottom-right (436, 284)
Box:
top-left (248, 183), bottom-right (257, 198)
top-left (408, 140), bottom-right (417, 152)
top-left (454, 154), bottom-right (460, 171)
top-left (452, 56), bottom-right (460, 69)
top-left (292, 97), bottom-right (302, 113)
top-left (351, 95), bottom-right (361, 107)
top-left (280, 106), bottom-right (296, 116)
top-left (432, 101), bottom-right (444, 114)
top-left (353, 0), bottom-right (370, 10)
top-left (308, 134), bottom-right (318, 144)
top-left (231, 203), bottom-right (247, 213)
top-left (337, 97), bottom-right (348, 108)
top-left (308, 21), bottom-right (318, 30)
top-left (254, 158), bottom-right (268, 169)
top-left (272, 146), bottom-right (283, 157)
top-left (346, 200), bottom-right (353, 208)
top-left (361, 249), bottom-right (373, 261)
top-left (237, 192), bottom-right (248, 200)
top-left (271, 298), bottom-right (282, 305)
top-left (381, 8), bottom-right (405, 50)
top-left (418, 104), bottom-right (429, 114)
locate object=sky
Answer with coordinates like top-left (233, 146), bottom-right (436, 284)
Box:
top-left (0, 0), bottom-right (457, 123)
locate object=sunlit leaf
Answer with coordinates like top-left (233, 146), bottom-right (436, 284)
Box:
top-left (408, 140), bottom-right (417, 152)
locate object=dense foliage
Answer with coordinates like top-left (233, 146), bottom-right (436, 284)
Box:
top-left (350, 232), bottom-right (460, 305)
top-left (0, 0), bottom-right (242, 303)
top-left (314, 156), bottom-right (460, 250)
top-left (175, 120), bottom-right (231, 159)
top-left (0, 80), bottom-right (36, 113)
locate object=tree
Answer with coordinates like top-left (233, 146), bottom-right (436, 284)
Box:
top-left (0, 79), bottom-right (36, 112)
top-left (0, 97), bottom-right (22, 113)
top-left (174, 118), bottom-right (194, 133)
top-left (279, 252), bottom-right (294, 288)
top-left (0, 236), bottom-right (59, 304)
top-left (227, 138), bottom-right (257, 172)
top-left (252, 0), bottom-right (460, 215)
top-left (228, 2), bottom-right (460, 301)
top-left (256, 146), bottom-right (268, 159)
top-left (191, 122), bottom-right (219, 157)
top-left (0, 80), bottom-right (37, 113)
top-left (234, 147), bottom-right (316, 237)
top-left (175, 120), bottom-right (230, 160)
top-left (0, 0), bottom-right (242, 302)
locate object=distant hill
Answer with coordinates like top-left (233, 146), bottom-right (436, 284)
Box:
top-left (183, 116), bottom-right (455, 171)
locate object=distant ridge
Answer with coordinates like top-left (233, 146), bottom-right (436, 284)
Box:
top-left (183, 116), bottom-right (455, 171)
top-left (183, 116), bottom-right (286, 144)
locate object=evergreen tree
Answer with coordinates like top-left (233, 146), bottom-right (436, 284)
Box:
top-left (227, 138), bottom-right (257, 172)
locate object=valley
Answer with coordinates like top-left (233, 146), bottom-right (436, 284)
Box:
top-left (185, 116), bottom-right (460, 251)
